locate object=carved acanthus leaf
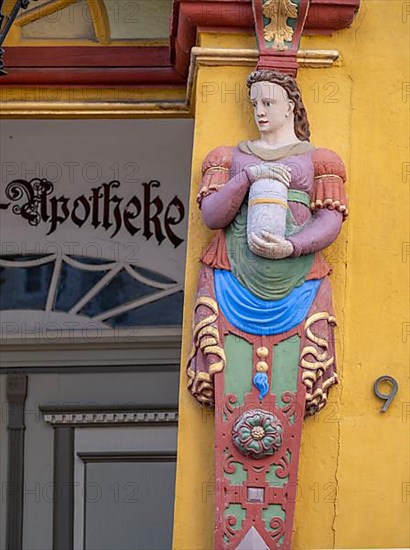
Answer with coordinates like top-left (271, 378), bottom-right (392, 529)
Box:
top-left (262, 0), bottom-right (298, 50)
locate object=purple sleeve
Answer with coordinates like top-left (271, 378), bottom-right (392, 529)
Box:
top-left (288, 209), bottom-right (343, 257)
top-left (201, 170), bottom-right (250, 230)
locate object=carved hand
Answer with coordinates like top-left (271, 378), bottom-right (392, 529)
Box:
top-left (248, 231), bottom-right (294, 259)
top-left (244, 162), bottom-right (291, 187)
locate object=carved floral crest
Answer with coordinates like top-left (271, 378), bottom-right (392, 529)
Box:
top-left (262, 0), bottom-right (298, 50)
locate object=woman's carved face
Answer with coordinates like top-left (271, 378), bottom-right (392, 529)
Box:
top-left (250, 81), bottom-right (294, 135)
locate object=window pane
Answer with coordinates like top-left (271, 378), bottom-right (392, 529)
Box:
top-left (105, 290), bottom-right (183, 327)
top-left (0, 259), bottom-right (54, 310)
top-left (85, 460), bottom-right (176, 550)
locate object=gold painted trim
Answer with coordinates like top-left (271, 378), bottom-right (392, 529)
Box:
top-left (86, 0), bottom-right (110, 45)
top-left (204, 166), bottom-right (230, 174)
top-left (249, 198), bottom-right (288, 209)
top-left (0, 46), bottom-right (339, 118)
top-left (314, 174), bottom-right (344, 181)
top-left (188, 46), bottom-right (339, 70)
top-left (0, 101), bottom-right (190, 118)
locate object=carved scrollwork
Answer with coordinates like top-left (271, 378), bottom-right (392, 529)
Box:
top-left (275, 451), bottom-right (291, 478)
top-left (223, 451), bottom-right (238, 475)
top-left (223, 393), bottom-right (238, 420)
top-left (223, 515), bottom-right (239, 541)
top-left (270, 516), bottom-right (286, 542)
top-left (281, 391), bottom-right (297, 419)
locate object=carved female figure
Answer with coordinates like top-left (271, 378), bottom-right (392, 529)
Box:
top-left (187, 69), bottom-right (347, 549)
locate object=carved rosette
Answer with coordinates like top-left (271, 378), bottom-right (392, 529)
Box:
top-left (232, 409), bottom-right (283, 459)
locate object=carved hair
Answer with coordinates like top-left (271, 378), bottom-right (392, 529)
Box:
top-left (246, 70), bottom-right (310, 142)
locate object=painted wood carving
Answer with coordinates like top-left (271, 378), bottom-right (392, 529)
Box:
top-left (187, 69), bottom-right (348, 549)
top-left (187, 2), bottom-right (348, 549)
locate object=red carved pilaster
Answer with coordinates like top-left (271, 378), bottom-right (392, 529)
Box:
top-left (214, 317), bottom-right (307, 549)
top-left (252, 0), bottom-right (311, 75)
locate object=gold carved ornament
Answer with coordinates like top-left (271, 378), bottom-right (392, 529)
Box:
top-left (262, 0), bottom-right (298, 50)
top-left (300, 311), bottom-right (338, 413)
top-left (186, 296), bottom-right (226, 406)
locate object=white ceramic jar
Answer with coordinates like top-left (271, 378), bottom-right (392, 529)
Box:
top-left (247, 176), bottom-right (289, 249)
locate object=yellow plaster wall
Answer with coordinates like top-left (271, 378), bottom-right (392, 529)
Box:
top-left (173, 0), bottom-right (410, 548)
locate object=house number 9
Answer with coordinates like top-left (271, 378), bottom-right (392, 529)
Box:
top-left (373, 375), bottom-right (398, 412)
